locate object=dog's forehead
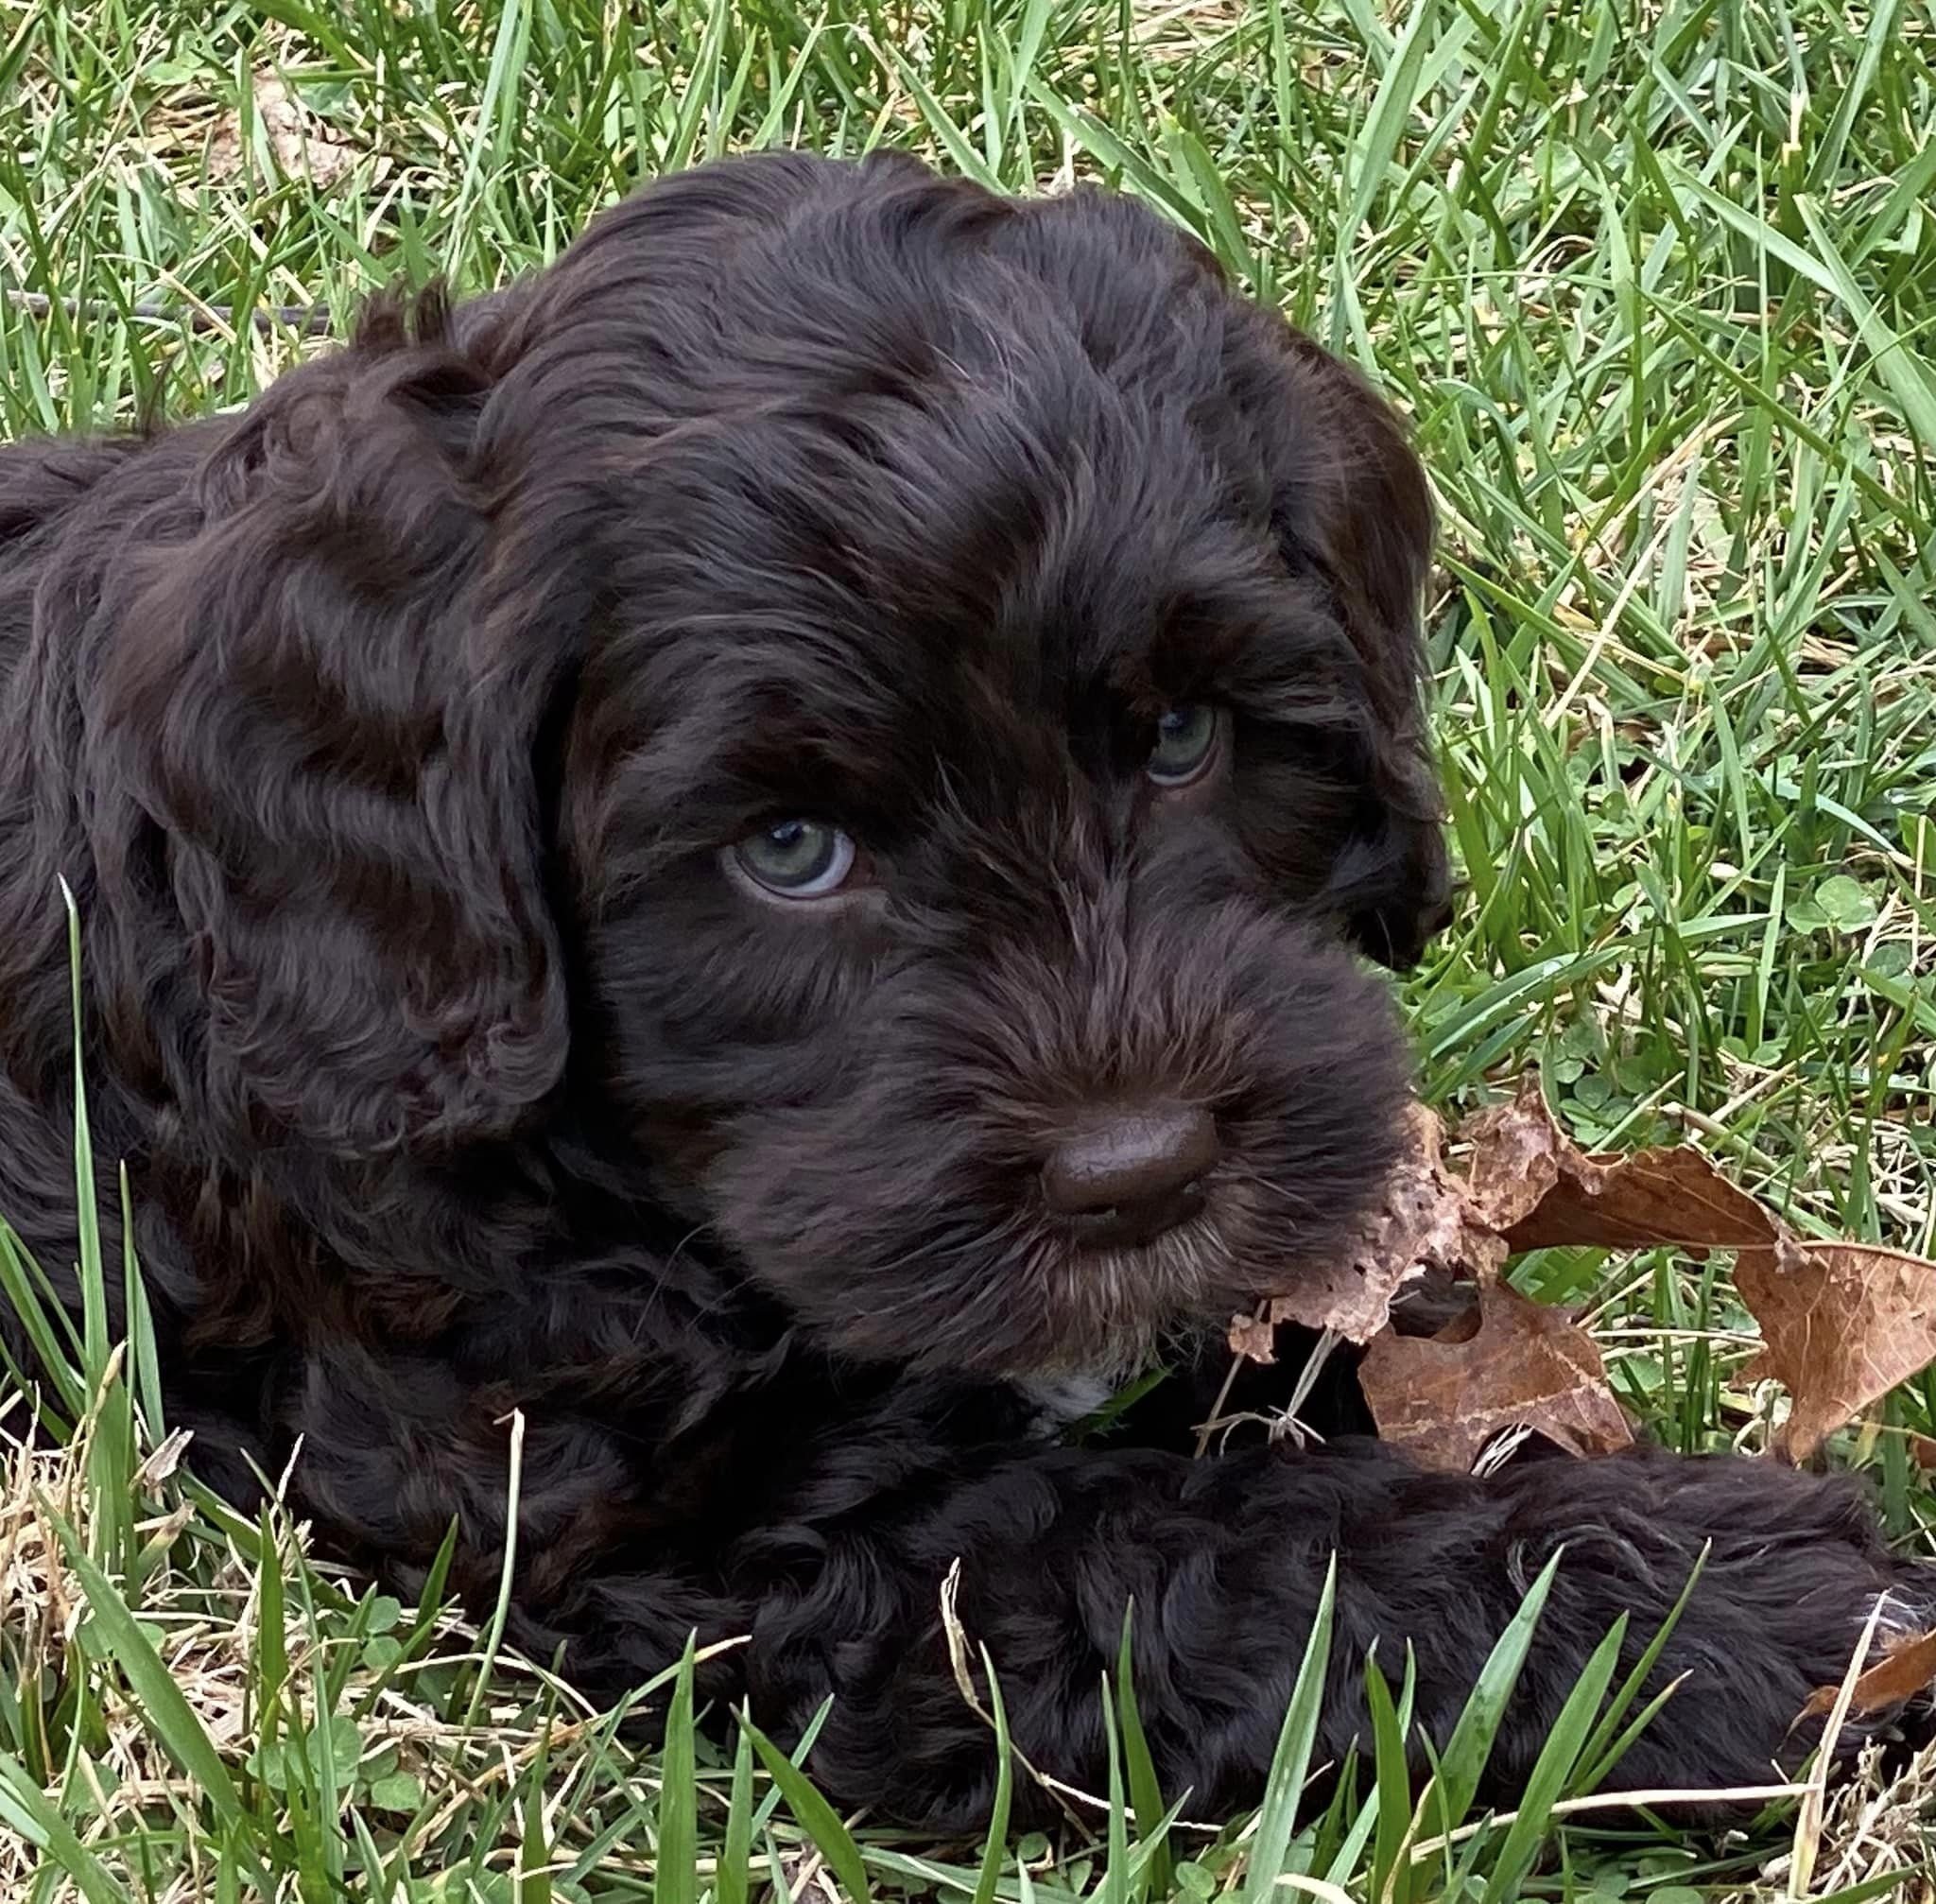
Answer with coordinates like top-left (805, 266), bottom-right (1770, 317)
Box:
top-left (568, 195), bottom-right (1369, 843)
top-left (615, 343), bottom-right (1296, 822)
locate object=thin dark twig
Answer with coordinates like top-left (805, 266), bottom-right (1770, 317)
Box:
top-left (4, 288), bottom-right (334, 336)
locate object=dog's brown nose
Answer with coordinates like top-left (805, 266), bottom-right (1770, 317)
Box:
top-left (1041, 1102), bottom-right (1219, 1247)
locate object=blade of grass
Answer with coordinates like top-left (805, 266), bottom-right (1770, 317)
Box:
top-left (1115, 1605), bottom-right (1171, 1897)
top-left (970, 1645), bottom-right (1016, 1904)
top-left (744, 1710), bottom-right (873, 1904)
top-left (717, 1721), bottom-right (757, 1904)
top-left (1239, 1554), bottom-right (1338, 1903)
top-left (1478, 1616), bottom-right (1627, 1903)
top-left (1424, 1550), bottom-right (1563, 1843)
top-left (461, 1406), bottom-right (527, 1728)
top-left (1574, 1544), bottom-right (1707, 1791)
top-left (0, 1753), bottom-right (130, 1904)
top-left (49, 1508), bottom-right (271, 1895)
top-left (656, 1637), bottom-right (700, 1904)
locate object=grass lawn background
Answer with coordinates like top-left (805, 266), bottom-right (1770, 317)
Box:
top-left (2, 0), bottom-right (1935, 1895)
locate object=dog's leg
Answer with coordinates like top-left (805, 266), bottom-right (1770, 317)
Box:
top-left (264, 1338), bottom-right (1929, 1830)
top-left (731, 1437), bottom-right (1930, 1829)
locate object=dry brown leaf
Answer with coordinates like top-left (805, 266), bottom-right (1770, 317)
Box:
top-left (1505, 1149), bottom-right (1780, 1259)
top-left (1738, 1243), bottom-right (1936, 1462)
top-left (1225, 1312), bottom-right (1277, 1363)
top-left (1800, 1627), bottom-right (1936, 1721)
top-left (1245, 1072), bottom-right (1936, 1466)
top-left (1228, 1101), bottom-right (1503, 1360)
top-left (1461, 1074), bottom-right (1570, 1231)
top-left (1357, 1282), bottom-right (1634, 1472)
top-left (1477, 1089), bottom-right (1936, 1462)
top-left (133, 1426), bottom-right (194, 1494)
top-left (209, 72), bottom-right (358, 189)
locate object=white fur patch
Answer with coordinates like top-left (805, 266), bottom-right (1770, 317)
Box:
top-left (1014, 1373), bottom-right (1119, 1436)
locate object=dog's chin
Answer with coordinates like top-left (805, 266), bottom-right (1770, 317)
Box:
top-left (731, 1190), bottom-right (1294, 1385)
top-left (1010, 1210), bottom-right (1242, 1381)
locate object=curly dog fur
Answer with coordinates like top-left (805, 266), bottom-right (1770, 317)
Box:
top-left (0, 150), bottom-right (1926, 1826)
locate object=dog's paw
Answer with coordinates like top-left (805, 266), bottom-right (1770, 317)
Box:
top-left (1855, 1569), bottom-right (1936, 1728)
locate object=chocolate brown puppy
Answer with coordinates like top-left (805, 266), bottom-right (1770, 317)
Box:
top-left (0, 150), bottom-right (1923, 1825)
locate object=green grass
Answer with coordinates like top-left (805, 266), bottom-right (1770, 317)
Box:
top-left (3, 0), bottom-right (1936, 1895)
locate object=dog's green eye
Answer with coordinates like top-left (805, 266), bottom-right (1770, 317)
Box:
top-left (1146, 703), bottom-right (1219, 787)
top-left (733, 820), bottom-right (857, 898)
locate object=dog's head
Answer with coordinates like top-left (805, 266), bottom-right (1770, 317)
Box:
top-left (100, 152), bottom-right (1448, 1377)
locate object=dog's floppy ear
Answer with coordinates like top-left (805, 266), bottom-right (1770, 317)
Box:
top-left (97, 290), bottom-right (570, 1160)
top-left (1273, 331), bottom-right (1452, 969)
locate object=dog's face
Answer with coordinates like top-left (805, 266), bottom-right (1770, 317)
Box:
top-left (544, 159), bottom-right (1449, 1377)
top-left (100, 153), bottom-right (1448, 1378)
